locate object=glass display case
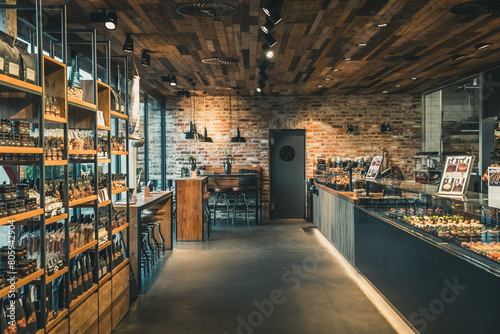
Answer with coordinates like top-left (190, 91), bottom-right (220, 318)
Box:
top-left (360, 179), bottom-right (500, 274)
top-left (314, 167), bottom-right (366, 192)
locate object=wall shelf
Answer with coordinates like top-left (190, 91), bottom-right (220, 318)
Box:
top-left (44, 114), bottom-right (67, 124)
top-left (44, 266), bottom-right (68, 285)
top-left (68, 98), bottom-right (96, 112)
top-left (0, 147), bottom-right (43, 154)
top-left (68, 149), bottom-right (97, 155)
top-left (112, 187), bottom-right (129, 195)
top-left (0, 72), bottom-right (42, 95)
top-left (111, 151), bottom-right (128, 155)
top-left (98, 158), bottom-right (111, 164)
top-left (99, 273), bottom-right (111, 287)
top-left (45, 213), bottom-right (68, 225)
top-left (46, 308), bottom-right (68, 333)
top-left (45, 160), bottom-right (67, 166)
top-left (0, 209), bottom-right (44, 226)
top-left (112, 258), bottom-right (129, 276)
top-left (98, 200), bottom-right (111, 208)
top-left (69, 240), bottom-right (98, 259)
top-left (111, 111), bottom-right (128, 120)
top-left (92, 240), bottom-right (112, 252)
top-left (70, 284), bottom-right (98, 312)
top-left (69, 195), bottom-right (98, 207)
top-left (112, 223), bottom-right (129, 235)
top-left (0, 269), bottom-right (44, 299)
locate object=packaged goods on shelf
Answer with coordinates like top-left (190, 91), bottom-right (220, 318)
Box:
top-left (69, 129), bottom-right (94, 151)
top-left (17, 40), bottom-right (36, 84)
top-left (97, 174), bottom-right (109, 203)
top-left (112, 235), bottom-right (125, 267)
top-left (112, 174), bottom-right (126, 192)
top-left (98, 134), bottom-right (109, 157)
top-left (70, 253), bottom-right (93, 301)
top-left (111, 209), bottom-right (126, 230)
top-left (0, 31), bottom-right (21, 79)
top-left (69, 215), bottom-right (95, 252)
top-left (0, 245), bottom-right (37, 278)
top-left (110, 86), bottom-right (125, 113)
top-left (43, 129), bottom-right (64, 160)
top-left (97, 110), bottom-right (106, 127)
top-left (68, 175), bottom-right (95, 201)
top-left (0, 182), bottom-right (38, 217)
top-left (44, 95), bottom-right (63, 118)
top-left (111, 135), bottom-right (126, 152)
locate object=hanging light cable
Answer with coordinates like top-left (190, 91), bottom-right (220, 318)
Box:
top-left (230, 91), bottom-right (247, 143)
top-left (181, 92), bottom-right (196, 140)
top-left (192, 88), bottom-right (203, 140)
top-left (199, 92), bottom-right (213, 143)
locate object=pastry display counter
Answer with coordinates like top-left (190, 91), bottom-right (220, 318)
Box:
top-left (312, 178), bottom-right (500, 334)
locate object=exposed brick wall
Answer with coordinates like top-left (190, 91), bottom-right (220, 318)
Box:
top-left (165, 94), bottom-right (422, 218)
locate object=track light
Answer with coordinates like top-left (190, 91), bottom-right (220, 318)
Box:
top-left (161, 74), bottom-right (177, 86)
top-left (261, 19), bottom-right (275, 34)
top-left (105, 12), bottom-right (117, 30)
top-left (451, 54), bottom-right (466, 61)
top-left (123, 34), bottom-right (133, 53)
top-left (90, 11), bottom-right (118, 30)
top-left (263, 0), bottom-right (283, 16)
top-left (257, 90), bottom-right (265, 96)
top-left (268, 11), bottom-right (282, 25)
top-left (141, 50), bottom-right (150, 66)
top-left (262, 32), bottom-right (277, 47)
top-left (346, 124), bottom-right (355, 135)
top-left (262, 44), bottom-right (275, 59)
top-left (258, 78), bottom-right (266, 87)
top-left (259, 70), bottom-right (268, 81)
top-left (474, 42), bottom-right (492, 50)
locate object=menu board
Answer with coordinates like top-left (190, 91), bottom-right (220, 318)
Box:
top-left (365, 156), bottom-right (383, 180)
top-left (488, 167), bottom-right (500, 208)
top-left (438, 156), bottom-right (474, 195)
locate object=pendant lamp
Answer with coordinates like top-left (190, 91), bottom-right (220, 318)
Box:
top-left (181, 84), bottom-right (203, 140)
top-left (230, 92), bottom-right (246, 143)
top-left (199, 91), bottom-right (213, 143)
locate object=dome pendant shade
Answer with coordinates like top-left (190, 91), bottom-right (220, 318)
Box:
top-left (192, 122), bottom-right (203, 140)
top-left (200, 127), bottom-right (213, 143)
top-left (230, 127), bottom-right (247, 143)
top-left (182, 121), bottom-right (198, 140)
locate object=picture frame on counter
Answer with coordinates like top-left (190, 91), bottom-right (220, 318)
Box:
top-left (365, 156), bottom-right (383, 180)
top-left (488, 166), bottom-right (500, 208)
top-left (438, 155), bottom-right (474, 196)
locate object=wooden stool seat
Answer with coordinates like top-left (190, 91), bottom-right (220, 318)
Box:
top-left (213, 186), bottom-right (232, 193)
top-left (232, 186), bottom-right (255, 192)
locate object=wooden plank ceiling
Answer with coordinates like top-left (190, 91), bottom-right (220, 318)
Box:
top-left (52, 0), bottom-right (500, 96)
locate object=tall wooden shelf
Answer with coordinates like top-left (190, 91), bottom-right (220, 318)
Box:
top-left (0, 10), bottom-right (131, 334)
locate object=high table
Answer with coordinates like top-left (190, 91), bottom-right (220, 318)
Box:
top-left (206, 174), bottom-right (261, 224)
top-left (115, 191), bottom-right (173, 296)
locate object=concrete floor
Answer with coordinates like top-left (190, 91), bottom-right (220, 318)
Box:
top-left (114, 220), bottom-right (398, 334)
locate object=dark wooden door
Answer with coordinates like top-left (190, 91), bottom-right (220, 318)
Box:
top-left (270, 130), bottom-right (305, 219)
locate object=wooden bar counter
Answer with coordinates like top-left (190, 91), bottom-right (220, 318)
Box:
top-left (176, 177), bottom-right (209, 241)
top-left (115, 191), bottom-right (173, 296)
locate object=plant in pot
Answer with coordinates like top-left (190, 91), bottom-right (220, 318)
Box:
top-left (224, 150), bottom-right (235, 175)
top-left (185, 155), bottom-right (198, 171)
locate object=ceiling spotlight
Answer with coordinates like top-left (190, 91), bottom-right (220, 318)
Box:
top-left (356, 43), bottom-right (367, 47)
top-left (474, 42), bottom-right (492, 50)
top-left (123, 33), bottom-right (133, 53)
top-left (263, 0), bottom-right (283, 16)
top-left (105, 12), bottom-right (117, 30)
top-left (261, 19), bottom-right (275, 34)
top-left (344, 57), bottom-right (352, 61)
top-left (262, 44), bottom-right (275, 59)
top-left (141, 50), bottom-right (150, 66)
top-left (382, 90), bottom-right (388, 93)
top-left (259, 70), bottom-right (269, 81)
top-left (90, 11), bottom-right (118, 30)
top-left (411, 77), bottom-right (418, 80)
top-left (451, 54), bottom-right (467, 61)
top-left (256, 87), bottom-right (263, 93)
top-left (395, 84), bottom-right (401, 88)
top-left (161, 74), bottom-right (177, 86)
top-left (268, 11), bottom-right (282, 25)
top-left (262, 32), bottom-right (277, 47)
top-left (374, 23), bottom-right (388, 28)
top-left (324, 78), bottom-right (332, 81)
top-left (317, 85), bottom-right (324, 88)
top-left (332, 69), bottom-right (342, 72)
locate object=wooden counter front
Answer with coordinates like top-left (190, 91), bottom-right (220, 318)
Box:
top-left (176, 177), bottom-right (208, 241)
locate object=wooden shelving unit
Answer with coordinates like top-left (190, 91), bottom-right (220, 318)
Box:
top-left (0, 15), bottom-right (131, 334)
top-left (112, 258), bottom-right (130, 276)
top-left (111, 151), bottom-right (128, 155)
top-left (0, 269), bottom-right (44, 299)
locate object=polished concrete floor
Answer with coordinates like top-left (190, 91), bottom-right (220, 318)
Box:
top-left (114, 220), bottom-right (398, 334)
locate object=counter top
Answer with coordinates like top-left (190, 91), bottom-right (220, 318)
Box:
top-left (115, 191), bottom-right (172, 209)
top-left (314, 183), bottom-right (360, 204)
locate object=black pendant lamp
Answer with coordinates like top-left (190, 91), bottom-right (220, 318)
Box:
top-left (199, 92), bottom-right (213, 143)
top-left (230, 92), bottom-right (246, 143)
top-left (182, 83), bottom-right (203, 140)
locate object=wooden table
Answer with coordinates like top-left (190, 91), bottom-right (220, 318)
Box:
top-left (115, 191), bottom-right (173, 294)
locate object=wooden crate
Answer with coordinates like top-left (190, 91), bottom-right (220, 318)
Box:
top-left (70, 292), bottom-right (98, 334)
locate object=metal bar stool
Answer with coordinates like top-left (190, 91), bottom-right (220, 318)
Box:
top-left (212, 187), bottom-right (232, 226)
top-left (232, 186), bottom-right (251, 226)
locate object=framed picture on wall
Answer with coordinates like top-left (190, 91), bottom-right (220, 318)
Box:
top-left (365, 156), bottom-right (384, 180)
top-left (438, 156), bottom-right (474, 196)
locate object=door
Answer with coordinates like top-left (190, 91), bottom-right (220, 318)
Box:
top-left (270, 129), bottom-right (306, 219)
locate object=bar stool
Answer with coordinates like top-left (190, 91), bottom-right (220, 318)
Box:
top-left (232, 186), bottom-right (252, 226)
top-left (203, 191), bottom-right (212, 236)
top-left (140, 228), bottom-right (151, 273)
top-left (212, 187), bottom-right (232, 226)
